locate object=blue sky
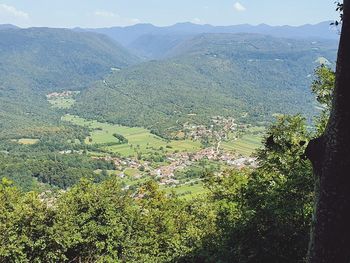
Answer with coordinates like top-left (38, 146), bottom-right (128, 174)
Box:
top-left (0, 0), bottom-right (339, 28)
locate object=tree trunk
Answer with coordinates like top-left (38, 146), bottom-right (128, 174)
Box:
top-left (307, 1), bottom-right (350, 262)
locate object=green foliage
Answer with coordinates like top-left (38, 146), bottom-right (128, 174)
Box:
top-left (311, 65), bottom-right (335, 134)
top-left (332, 1), bottom-right (344, 25)
top-left (311, 65), bottom-right (335, 109)
top-left (0, 178), bottom-right (215, 262)
top-left (0, 119), bottom-right (116, 191)
top-left (112, 133), bottom-right (129, 144)
top-left (239, 116), bottom-right (313, 262)
top-left (180, 116), bottom-right (313, 263)
top-left (53, 178), bottom-right (135, 262)
top-left (0, 147), bottom-right (113, 191)
top-left (0, 179), bottom-right (59, 262)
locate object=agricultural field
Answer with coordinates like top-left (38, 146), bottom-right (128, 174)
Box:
top-left (62, 114), bottom-right (264, 157)
top-left (62, 115), bottom-right (201, 157)
top-left (221, 134), bottom-right (263, 156)
top-left (48, 97), bottom-right (76, 109)
top-left (163, 181), bottom-right (208, 199)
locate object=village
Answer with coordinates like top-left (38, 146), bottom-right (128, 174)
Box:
top-left (183, 116), bottom-right (239, 141)
top-left (59, 113), bottom-right (262, 190)
top-left (93, 147), bottom-right (258, 187)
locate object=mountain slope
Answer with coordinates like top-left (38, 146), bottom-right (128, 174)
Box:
top-left (0, 27), bottom-right (139, 92)
top-left (73, 33), bottom-right (338, 137)
top-left (0, 28), bottom-right (139, 138)
top-left (0, 24), bottom-right (19, 30)
top-left (127, 34), bottom-right (189, 59)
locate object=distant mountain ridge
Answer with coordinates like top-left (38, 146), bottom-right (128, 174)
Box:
top-left (75, 21), bottom-right (339, 59)
top-left (0, 24), bottom-right (19, 30)
top-left (2, 21), bottom-right (339, 59)
top-left (77, 21), bottom-right (339, 44)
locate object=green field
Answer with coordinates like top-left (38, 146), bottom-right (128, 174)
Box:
top-left (163, 181), bottom-right (207, 199)
top-left (221, 134), bottom-right (263, 156)
top-left (48, 97), bottom-right (76, 109)
top-left (63, 114), bottom-right (263, 157)
top-left (124, 168), bottom-right (141, 177)
top-left (62, 115), bottom-right (201, 157)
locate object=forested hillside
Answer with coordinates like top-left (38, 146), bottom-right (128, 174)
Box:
top-left (0, 28), bottom-right (139, 137)
top-left (73, 33), bottom-right (338, 137)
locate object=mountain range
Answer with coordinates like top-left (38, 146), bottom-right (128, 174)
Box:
top-left (0, 22), bottom-right (339, 138)
top-left (77, 21), bottom-right (339, 59)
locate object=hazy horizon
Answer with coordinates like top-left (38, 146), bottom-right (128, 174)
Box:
top-left (0, 19), bottom-right (336, 30)
top-left (0, 1), bottom-right (339, 28)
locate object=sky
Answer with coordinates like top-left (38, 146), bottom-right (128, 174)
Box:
top-left (0, 0), bottom-right (340, 28)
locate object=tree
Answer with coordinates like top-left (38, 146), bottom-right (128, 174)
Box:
top-left (311, 66), bottom-right (335, 135)
top-left (306, 1), bottom-right (350, 261)
top-left (237, 116), bottom-right (312, 263)
top-left (0, 179), bottom-right (62, 262)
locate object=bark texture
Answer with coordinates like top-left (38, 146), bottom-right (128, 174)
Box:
top-left (307, 1), bottom-right (350, 262)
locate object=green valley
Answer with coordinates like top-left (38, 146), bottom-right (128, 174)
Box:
top-left (73, 34), bottom-right (337, 138)
top-left (61, 114), bottom-right (262, 199)
top-left (62, 114), bottom-right (202, 157)
top-left (0, 15), bottom-right (342, 262)
top-left (0, 27), bottom-right (334, 199)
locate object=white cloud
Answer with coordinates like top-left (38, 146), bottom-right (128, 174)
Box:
top-left (0, 4), bottom-right (29, 19)
top-left (94, 10), bottom-right (119, 18)
top-left (233, 2), bottom-right (246, 12)
top-left (192, 18), bottom-right (201, 24)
